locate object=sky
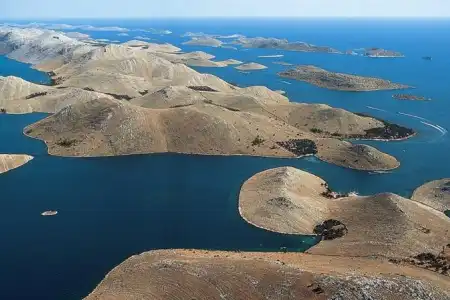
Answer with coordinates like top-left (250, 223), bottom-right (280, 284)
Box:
top-left (1, 0), bottom-right (449, 19)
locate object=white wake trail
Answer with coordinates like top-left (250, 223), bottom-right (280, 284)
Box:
top-left (397, 112), bottom-right (430, 122)
top-left (366, 106), bottom-right (388, 113)
top-left (421, 121), bottom-right (447, 135)
top-left (280, 80), bottom-right (292, 85)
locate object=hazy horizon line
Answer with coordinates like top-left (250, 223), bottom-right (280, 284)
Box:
top-left (2, 16), bottom-right (450, 21)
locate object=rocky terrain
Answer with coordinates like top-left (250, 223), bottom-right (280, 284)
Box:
top-left (239, 167), bottom-right (450, 259)
top-left (235, 37), bottom-right (341, 54)
top-left (412, 178), bottom-right (450, 212)
top-left (279, 65), bottom-right (411, 91)
top-left (0, 154), bottom-right (33, 174)
top-left (84, 249), bottom-right (450, 300)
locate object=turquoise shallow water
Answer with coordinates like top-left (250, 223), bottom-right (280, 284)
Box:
top-left (1, 18), bottom-right (450, 299)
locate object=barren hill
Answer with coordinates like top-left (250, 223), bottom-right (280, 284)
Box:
top-left (83, 249), bottom-right (450, 300)
top-left (239, 167), bottom-right (450, 258)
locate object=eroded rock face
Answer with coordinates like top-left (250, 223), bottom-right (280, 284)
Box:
top-left (0, 154), bottom-right (33, 174)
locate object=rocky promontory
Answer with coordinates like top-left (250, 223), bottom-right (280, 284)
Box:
top-left (278, 65), bottom-right (411, 91)
top-left (0, 154), bottom-right (33, 174)
top-left (412, 179), bottom-right (450, 212)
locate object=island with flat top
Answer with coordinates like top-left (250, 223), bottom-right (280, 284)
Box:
top-left (278, 65), bottom-right (411, 91)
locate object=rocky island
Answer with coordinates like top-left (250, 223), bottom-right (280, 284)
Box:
top-left (364, 48), bottom-right (404, 58)
top-left (412, 178), bottom-right (450, 212)
top-left (182, 37), bottom-right (224, 47)
top-left (235, 62), bottom-right (267, 71)
top-left (393, 94), bottom-right (429, 101)
top-left (278, 65), bottom-right (411, 91)
top-left (0, 27), bottom-right (416, 172)
top-left (0, 154), bottom-right (33, 174)
top-left (234, 37), bottom-right (341, 54)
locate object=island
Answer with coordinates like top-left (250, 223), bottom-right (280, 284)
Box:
top-left (41, 210), bottom-right (58, 216)
top-left (182, 37), bottom-right (223, 47)
top-left (393, 94), bottom-right (429, 101)
top-left (238, 167), bottom-right (450, 265)
top-left (235, 63), bottom-right (267, 71)
top-left (364, 48), bottom-right (404, 58)
top-left (412, 178), bottom-right (450, 212)
top-left (0, 154), bottom-right (34, 174)
top-left (1, 27), bottom-right (415, 172)
top-left (278, 65), bottom-right (411, 91)
top-left (234, 37), bottom-right (342, 54)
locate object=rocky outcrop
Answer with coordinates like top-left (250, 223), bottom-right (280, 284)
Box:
top-left (0, 154), bottom-right (33, 174)
top-left (278, 65), bottom-right (411, 91)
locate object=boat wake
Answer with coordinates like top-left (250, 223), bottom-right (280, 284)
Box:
top-left (421, 121), bottom-right (447, 135)
top-left (280, 80), bottom-right (292, 85)
top-left (397, 112), bottom-right (430, 122)
top-left (366, 106), bottom-right (388, 113)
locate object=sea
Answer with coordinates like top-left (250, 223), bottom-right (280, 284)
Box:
top-left (1, 18), bottom-right (449, 299)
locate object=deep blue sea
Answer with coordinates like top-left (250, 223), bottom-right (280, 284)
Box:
top-left (1, 18), bottom-right (450, 299)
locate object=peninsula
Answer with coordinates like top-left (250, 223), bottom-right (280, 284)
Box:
top-left (0, 154), bottom-right (33, 174)
top-left (278, 65), bottom-right (411, 91)
top-left (239, 167), bottom-right (450, 262)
